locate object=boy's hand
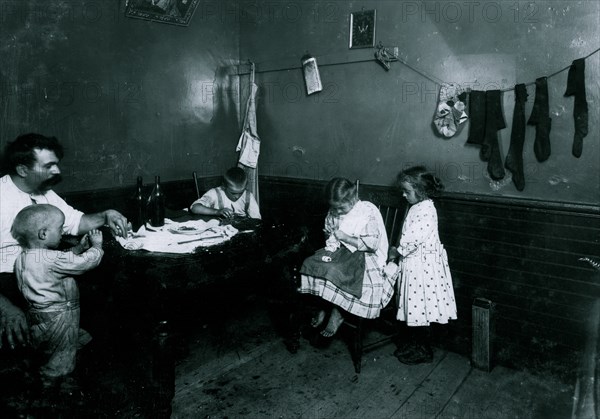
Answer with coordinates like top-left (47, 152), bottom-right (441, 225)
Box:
top-left (218, 208), bottom-right (234, 219)
top-left (71, 234), bottom-right (90, 255)
top-left (88, 229), bottom-right (103, 248)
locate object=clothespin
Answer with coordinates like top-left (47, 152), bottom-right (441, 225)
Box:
top-left (374, 42), bottom-right (398, 71)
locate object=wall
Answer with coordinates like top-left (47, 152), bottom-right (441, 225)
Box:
top-left (239, 0), bottom-right (599, 206)
top-left (0, 0), bottom-right (242, 193)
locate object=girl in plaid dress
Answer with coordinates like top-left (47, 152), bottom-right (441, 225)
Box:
top-left (299, 178), bottom-right (394, 339)
top-left (387, 166), bottom-right (457, 364)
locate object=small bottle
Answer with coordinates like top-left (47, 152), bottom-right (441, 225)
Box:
top-left (129, 176), bottom-right (145, 232)
top-left (147, 175), bottom-right (165, 227)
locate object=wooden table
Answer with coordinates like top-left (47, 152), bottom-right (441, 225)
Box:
top-left (101, 215), bottom-right (311, 417)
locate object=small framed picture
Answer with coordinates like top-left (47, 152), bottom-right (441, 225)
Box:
top-left (349, 9), bottom-right (376, 49)
top-left (125, 0), bottom-right (200, 26)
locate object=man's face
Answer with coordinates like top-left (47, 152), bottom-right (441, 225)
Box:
top-left (26, 148), bottom-right (62, 193)
top-left (224, 180), bottom-right (246, 202)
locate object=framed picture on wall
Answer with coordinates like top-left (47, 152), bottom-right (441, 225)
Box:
top-left (125, 0), bottom-right (200, 26)
top-left (349, 9), bottom-right (376, 49)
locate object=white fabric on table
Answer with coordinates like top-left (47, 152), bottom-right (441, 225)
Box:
top-left (115, 218), bottom-right (239, 254)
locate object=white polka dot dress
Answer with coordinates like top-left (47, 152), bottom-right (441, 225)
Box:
top-left (395, 199), bottom-right (457, 326)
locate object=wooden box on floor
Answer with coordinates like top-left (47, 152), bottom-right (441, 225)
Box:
top-left (472, 297), bottom-right (494, 372)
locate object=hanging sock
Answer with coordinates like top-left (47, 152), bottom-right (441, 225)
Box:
top-left (482, 90), bottom-right (506, 180)
top-left (433, 83), bottom-right (468, 138)
top-left (527, 77), bottom-right (552, 162)
top-left (466, 90), bottom-right (486, 145)
top-left (505, 84), bottom-right (529, 191)
top-left (564, 58), bottom-right (588, 158)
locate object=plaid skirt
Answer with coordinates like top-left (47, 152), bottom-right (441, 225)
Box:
top-left (300, 251), bottom-right (395, 319)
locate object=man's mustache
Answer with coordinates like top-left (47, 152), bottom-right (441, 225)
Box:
top-left (39, 174), bottom-right (63, 190)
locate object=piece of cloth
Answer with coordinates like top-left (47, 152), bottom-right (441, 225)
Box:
top-left (191, 186), bottom-right (261, 219)
top-left (237, 65), bottom-right (260, 201)
top-left (481, 90), bottom-right (507, 180)
top-left (0, 174), bottom-right (84, 273)
top-left (15, 246), bottom-right (103, 377)
top-left (466, 90), bottom-right (486, 145)
top-left (300, 247), bottom-right (366, 298)
top-left (564, 58), bottom-right (588, 158)
top-left (393, 199), bottom-right (457, 327)
top-left (528, 77), bottom-right (552, 162)
top-left (300, 200), bottom-right (395, 319)
top-left (505, 84), bottom-right (529, 191)
top-left (324, 202), bottom-right (371, 253)
top-left (115, 219), bottom-right (238, 254)
top-left (433, 83), bottom-right (468, 138)
top-left (236, 82), bottom-right (260, 169)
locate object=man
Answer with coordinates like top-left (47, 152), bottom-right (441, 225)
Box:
top-left (0, 133), bottom-right (129, 350)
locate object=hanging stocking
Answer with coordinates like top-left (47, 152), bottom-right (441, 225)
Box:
top-left (527, 77), bottom-right (551, 162)
top-left (466, 90), bottom-right (486, 145)
top-left (433, 83), bottom-right (468, 138)
top-left (482, 90), bottom-right (506, 180)
top-left (564, 58), bottom-right (588, 158)
top-left (505, 84), bottom-right (529, 191)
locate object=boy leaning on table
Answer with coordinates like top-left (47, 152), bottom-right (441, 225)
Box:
top-left (189, 167), bottom-right (261, 220)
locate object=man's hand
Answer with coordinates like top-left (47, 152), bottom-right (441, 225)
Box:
top-left (0, 300), bottom-right (29, 349)
top-left (105, 210), bottom-right (128, 238)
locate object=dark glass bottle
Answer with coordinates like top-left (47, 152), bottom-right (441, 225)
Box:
top-left (129, 176), bottom-right (145, 232)
top-left (147, 175), bottom-right (165, 227)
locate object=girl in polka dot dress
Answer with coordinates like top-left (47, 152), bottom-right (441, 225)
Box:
top-left (387, 166), bottom-right (457, 364)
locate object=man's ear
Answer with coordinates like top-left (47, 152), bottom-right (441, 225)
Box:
top-left (38, 228), bottom-right (47, 240)
top-left (15, 164), bottom-right (29, 177)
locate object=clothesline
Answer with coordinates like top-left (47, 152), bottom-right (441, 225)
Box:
top-left (240, 46), bottom-right (600, 93)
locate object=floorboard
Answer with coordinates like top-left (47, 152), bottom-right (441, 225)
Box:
top-left (171, 300), bottom-right (575, 419)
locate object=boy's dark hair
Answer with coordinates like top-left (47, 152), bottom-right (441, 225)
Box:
top-left (223, 167), bottom-right (247, 186)
top-left (397, 166), bottom-right (444, 200)
top-left (325, 177), bottom-right (357, 204)
top-left (1, 133), bottom-right (64, 175)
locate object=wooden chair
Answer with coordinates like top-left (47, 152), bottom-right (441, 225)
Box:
top-left (343, 203), bottom-right (408, 373)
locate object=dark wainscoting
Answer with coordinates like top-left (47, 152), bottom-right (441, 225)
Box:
top-left (61, 175), bottom-right (600, 379)
top-left (62, 176), bottom-right (222, 216)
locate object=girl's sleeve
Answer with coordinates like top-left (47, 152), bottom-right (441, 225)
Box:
top-left (356, 211), bottom-right (381, 253)
top-left (398, 203), bottom-right (437, 256)
top-left (52, 248), bottom-right (104, 275)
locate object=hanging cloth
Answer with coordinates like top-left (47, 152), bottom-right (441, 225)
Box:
top-left (236, 62), bottom-right (260, 202)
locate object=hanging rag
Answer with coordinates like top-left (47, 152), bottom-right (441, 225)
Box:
top-left (236, 62), bottom-right (260, 201)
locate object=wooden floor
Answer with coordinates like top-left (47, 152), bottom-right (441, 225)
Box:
top-left (172, 299), bottom-right (575, 419)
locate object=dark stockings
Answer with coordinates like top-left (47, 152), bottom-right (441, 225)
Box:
top-left (394, 325), bottom-right (433, 364)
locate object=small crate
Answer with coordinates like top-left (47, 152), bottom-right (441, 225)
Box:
top-left (472, 297), bottom-right (494, 372)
